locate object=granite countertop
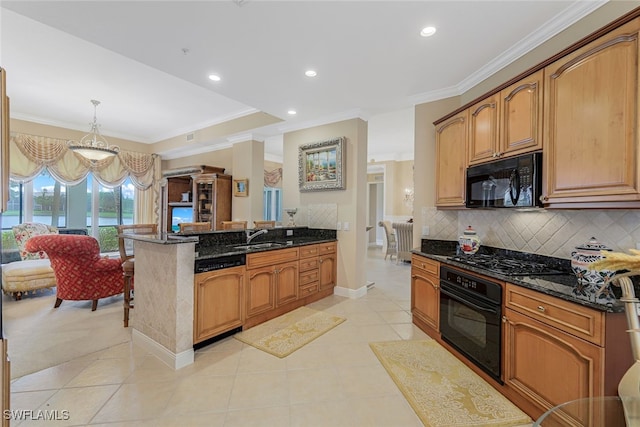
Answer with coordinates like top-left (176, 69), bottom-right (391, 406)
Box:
top-left (413, 242), bottom-right (626, 314)
top-left (118, 232), bottom-right (199, 245)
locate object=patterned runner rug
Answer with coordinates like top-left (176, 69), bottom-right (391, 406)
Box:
top-left (234, 306), bottom-right (345, 358)
top-left (370, 340), bottom-right (531, 427)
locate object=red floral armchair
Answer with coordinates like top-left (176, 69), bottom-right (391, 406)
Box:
top-left (25, 234), bottom-right (124, 311)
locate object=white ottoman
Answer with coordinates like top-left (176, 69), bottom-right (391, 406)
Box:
top-left (1, 259), bottom-right (56, 300)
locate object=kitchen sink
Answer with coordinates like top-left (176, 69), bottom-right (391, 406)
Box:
top-left (233, 242), bottom-right (285, 250)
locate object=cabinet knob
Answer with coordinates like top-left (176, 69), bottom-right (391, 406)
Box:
top-left (539, 195), bottom-right (549, 202)
top-left (421, 263), bottom-right (425, 268)
top-left (502, 315), bottom-right (507, 323)
top-left (537, 305), bottom-right (546, 312)
top-left (319, 259), bottom-right (324, 264)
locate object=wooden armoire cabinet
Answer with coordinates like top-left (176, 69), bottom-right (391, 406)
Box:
top-left (162, 165), bottom-right (232, 232)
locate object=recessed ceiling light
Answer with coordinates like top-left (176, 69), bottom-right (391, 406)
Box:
top-left (420, 26), bottom-right (436, 37)
top-left (288, 110), bottom-right (297, 115)
top-left (208, 74), bottom-right (221, 82)
top-left (305, 70), bottom-right (317, 77)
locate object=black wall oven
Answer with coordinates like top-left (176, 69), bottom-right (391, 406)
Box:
top-left (439, 266), bottom-right (503, 383)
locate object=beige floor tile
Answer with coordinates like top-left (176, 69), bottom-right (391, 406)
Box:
top-left (287, 367), bottom-right (344, 405)
top-left (18, 385), bottom-right (119, 427)
top-left (189, 348), bottom-right (242, 377)
top-left (91, 380), bottom-right (178, 423)
top-left (337, 364), bottom-right (401, 398)
top-left (124, 354), bottom-right (189, 384)
top-left (352, 323), bottom-right (403, 343)
top-left (389, 322), bottom-right (432, 341)
top-left (228, 371), bottom-right (289, 410)
top-left (348, 394), bottom-right (424, 427)
top-left (378, 309), bottom-right (413, 324)
top-left (327, 342), bottom-right (381, 367)
top-left (64, 357), bottom-right (135, 387)
top-left (8, 389), bottom-right (57, 427)
top-left (236, 346), bottom-right (288, 373)
top-left (89, 412), bottom-right (227, 427)
top-left (224, 406), bottom-right (290, 427)
top-left (289, 400), bottom-right (357, 427)
top-left (163, 374), bottom-right (234, 414)
top-left (11, 358), bottom-right (94, 392)
top-left (341, 310), bottom-right (386, 326)
top-left (284, 342), bottom-right (334, 371)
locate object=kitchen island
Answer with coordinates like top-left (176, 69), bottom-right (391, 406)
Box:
top-left (123, 227), bottom-right (337, 369)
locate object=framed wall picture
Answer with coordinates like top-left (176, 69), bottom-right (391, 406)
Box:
top-left (233, 179), bottom-right (248, 197)
top-left (298, 136), bottom-right (345, 192)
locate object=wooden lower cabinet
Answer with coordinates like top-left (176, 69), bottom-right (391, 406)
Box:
top-left (198, 242), bottom-right (337, 336)
top-left (502, 283), bottom-right (632, 423)
top-left (193, 266), bottom-right (244, 344)
top-left (318, 242), bottom-right (337, 292)
top-left (411, 255), bottom-right (440, 334)
top-left (275, 260), bottom-right (299, 306)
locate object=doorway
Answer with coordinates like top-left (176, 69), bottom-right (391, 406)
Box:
top-left (367, 181), bottom-right (384, 246)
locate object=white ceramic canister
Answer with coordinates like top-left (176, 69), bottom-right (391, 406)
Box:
top-left (570, 237), bottom-right (614, 284)
top-left (459, 226), bottom-right (481, 255)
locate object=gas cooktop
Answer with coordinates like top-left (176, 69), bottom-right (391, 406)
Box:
top-left (447, 254), bottom-right (570, 276)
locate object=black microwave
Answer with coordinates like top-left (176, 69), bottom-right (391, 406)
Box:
top-left (466, 152), bottom-right (543, 208)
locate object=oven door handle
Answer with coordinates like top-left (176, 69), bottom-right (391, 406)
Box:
top-left (440, 287), bottom-right (499, 315)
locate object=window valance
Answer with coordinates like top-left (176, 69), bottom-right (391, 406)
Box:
top-left (10, 133), bottom-right (157, 189)
top-left (264, 167), bottom-right (282, 187)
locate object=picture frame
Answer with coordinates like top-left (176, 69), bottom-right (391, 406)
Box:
top-left (233, 179), bottom-right (248, 197)
top-left (298, 136), bottom-right (346, 192)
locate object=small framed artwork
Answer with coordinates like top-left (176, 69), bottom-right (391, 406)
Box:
top-left (298, 136), bottom-right (346, 192)
top-left (233, 179), bottom-right (248, 197)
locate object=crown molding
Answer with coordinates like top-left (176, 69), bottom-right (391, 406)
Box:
top-left (276, 108), bottom-right (368, 134)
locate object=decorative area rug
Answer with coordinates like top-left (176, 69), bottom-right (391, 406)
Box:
top-left (234, 306), bottom-right (345, 358)
top-left (3, 290), bottom-right (131, 379)
top-left (370, 340), bottom-right (531, 427)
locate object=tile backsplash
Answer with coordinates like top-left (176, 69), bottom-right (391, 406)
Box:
top-left (421, 207), bottom-right (640, 259)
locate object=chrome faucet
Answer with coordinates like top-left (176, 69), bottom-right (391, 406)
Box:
top-left (246, 228), bottom-right (268, 244)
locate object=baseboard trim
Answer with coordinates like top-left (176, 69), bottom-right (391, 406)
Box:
top-left (132, 329), bottom-right (194, 370)
top-left (334, 284), bottom-right (368, 299)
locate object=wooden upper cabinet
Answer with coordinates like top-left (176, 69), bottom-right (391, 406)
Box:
top-left (543, 17), bottom-right (640, 206)
top-left (468, 71), bottom-right (543, 165)
top-left (499, 69), bottom-right (544, 157)
top-left (435, 110), bottom-right (468, 207)
top-left (468, 94), bottom-right (500, 165)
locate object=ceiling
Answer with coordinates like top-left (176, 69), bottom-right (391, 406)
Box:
top-left (0, 1), bottom-right (608, 162)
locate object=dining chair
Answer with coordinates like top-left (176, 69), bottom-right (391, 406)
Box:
top-left (222, 221), bottom-right (248, 230)
top-left (178, 222), bottom-right (211, 232)
top-left (253, 220), bottom-right (275, 229)
top-left (115, 223), bottom-right (158, 327)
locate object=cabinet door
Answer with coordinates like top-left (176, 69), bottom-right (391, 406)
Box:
top-left (499, 69), bottom-right (543, 157)
top-left (194, 267), bottom-right (244, 343)
top-left (318, 253), bottom-right (337, 292)
top-left (246, 266), bottom-right (275, 318)
top-left (435, 111), bottom-right (468, 207)
top-left (276, 260), bottom-right (299, 306)
top-left (411, 268), bottom-right (439, 331)
top-left (503, 307), bottom-right (603, 423)
top-left (468, 95), bottom-right (500, 165)
top-left (544, 17), bottom-right (640, 205)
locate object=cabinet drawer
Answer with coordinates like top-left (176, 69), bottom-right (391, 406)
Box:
top-left (246, 247), bottom-right (299, 270)
top-left (299, 282), bottom-right (318, 297)
top-left (299, 269), bottom-right (319, 285)
top-left (411, 255), bottom-right (439, 277)
top-left (299, 245), bottom-right (319, 259)
top-left (505, 283), bottom-right (604, 346)
top-left (318, 242), bottom-right (337, 255)
top-left (299, 257), bottom-right (319, 272)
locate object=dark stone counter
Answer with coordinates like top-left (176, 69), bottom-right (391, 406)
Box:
top-left (415, 239), bottom-right (628, 313)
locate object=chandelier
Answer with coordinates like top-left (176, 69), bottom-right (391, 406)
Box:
top-left (68, 100), bottom-right (119, 163)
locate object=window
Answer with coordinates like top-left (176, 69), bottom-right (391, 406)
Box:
top-left (4, 170), bottom-right (67, 229)
top-left (86, 175), bottom-right (135, 252)
top-left (263, 187), bottom-right (282, 222)
top-left (1, 171), bottom-right (135, 254)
